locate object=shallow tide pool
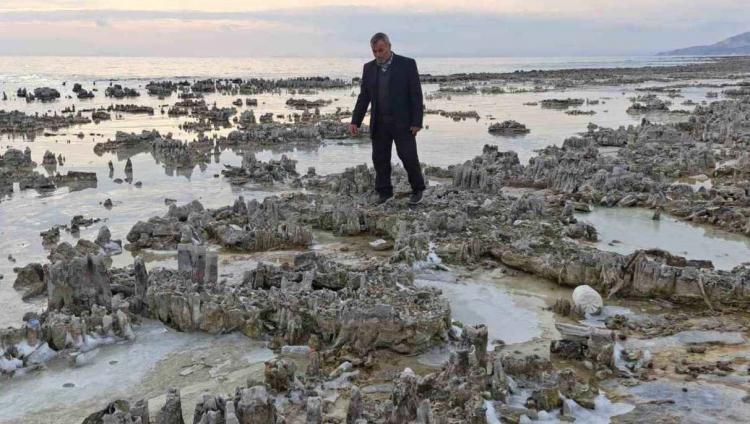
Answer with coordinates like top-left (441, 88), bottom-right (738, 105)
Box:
top-left (576, 207), bottom-right (750, 271)
top-left (0, 320), bottom-right (273, 424)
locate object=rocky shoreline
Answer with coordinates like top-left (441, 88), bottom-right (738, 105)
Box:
top-left (2, 57), bottom-right (750, 423)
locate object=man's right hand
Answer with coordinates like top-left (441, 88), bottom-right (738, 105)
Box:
top-left (348, 123), bottom-right (359, 136)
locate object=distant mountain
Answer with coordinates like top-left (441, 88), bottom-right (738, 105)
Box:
top-left (660, 31), bottom-right (750, 56)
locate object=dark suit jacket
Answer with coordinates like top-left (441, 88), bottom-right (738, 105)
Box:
top-left (350, 53), bottom-right (424, 138)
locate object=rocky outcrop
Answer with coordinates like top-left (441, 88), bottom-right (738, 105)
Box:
top-left (688, 97), bottom-right (750, 144)
top-left (0, 110), bottom-right (91, 134)
top-left (1, 304), bottom-right (135, 376)
top-left (105, 84), bottom-right (139, 98)
top-left (540, 98), bottom-right (585, 109)
top-left (0, 148), bottom-right (52, 194)
top-left (238, 110), bottom-right (256, 127)
top-left (109, 104), bottom-right (154, 115)
top-left (82, 399), bottom-right (140, 424)
top-left (426, 109), bottom-right (480, 121)
top-left (390, 368), bottom-right (419, 423)
top-left (221, 154), bottom-right (298, 185)
top-left (93, 130), bottom-right (169, 154)
top-left (95, 226), bottom-right (123, 255)
top-left (13, 262), bottom-right (46, 299)
top-left (193, 394), bottom-right (224, 424)
top-left (488, 120), bottom-right (530, 135)
top-left (317, 120), bottom-right (369, 139)
top-left (236, 386), bottom-right (276, 424)
top-left (42, 150), bottom-right (58, 167)
top-left (285, 98), bottom-right (332, 109)
top-left (490, 228), bottom-right (750, 306)
top-left (176, 244), bottom-right (217, 285)
top-left (30, 87), bottom-right (61, 102)
top-left (223, 123), bottom-right (322, 145)
top-left (126, 198), bottom-right (313, 252)
top-left (627, 94), bottom-right (670, 113)
top-left (452, 145), bottom-right (523, 194)
top-left (155, 388), bottom-right (184, 424)
top-left (92, 110), bottom-right (111, 122)
top-left (47, 254), bottom-right (112, 314)
top-left (145, 81), bottom-right (179, 97)
top-left (93, 130), bottom-right (217, 174)
top-left (264, 358), bottom-right (297, 391)
top-left (0, 147), bottom-right (34, 168)
top-left (144, 253), bottom-right (449, 354)
top-left (219, 119), bottom-right (367, 147)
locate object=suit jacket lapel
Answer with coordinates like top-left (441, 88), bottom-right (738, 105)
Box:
top-left (388, 54), bottom-right (399, 93)
top-left (368, 61), bottom-right (377, 97)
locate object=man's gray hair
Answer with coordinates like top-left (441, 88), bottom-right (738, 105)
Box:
top-left (370, 32), bottom-right (391, 47)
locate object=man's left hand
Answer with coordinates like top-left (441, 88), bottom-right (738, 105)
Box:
top-left (410, 126), bottom-right (421, 136)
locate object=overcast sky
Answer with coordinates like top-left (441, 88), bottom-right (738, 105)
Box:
top-left (0, 0), bottom-right (747, 56)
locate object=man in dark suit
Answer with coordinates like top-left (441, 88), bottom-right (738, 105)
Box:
top-left (348, 32), bottom-right (426, 205)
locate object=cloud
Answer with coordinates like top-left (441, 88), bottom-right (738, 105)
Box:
top-left (0, 1), bottom-right (747, 23)
top-left (0, 5), bottom-right (747, 57)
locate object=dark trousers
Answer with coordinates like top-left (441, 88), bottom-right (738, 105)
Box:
top-left (371, 119), bottom-right (426, 197)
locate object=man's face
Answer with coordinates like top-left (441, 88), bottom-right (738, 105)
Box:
top-left (371, 40), bottom-right (392, 64)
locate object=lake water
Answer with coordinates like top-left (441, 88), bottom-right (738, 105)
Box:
top-left (0, 55), bottom-right (706, 85)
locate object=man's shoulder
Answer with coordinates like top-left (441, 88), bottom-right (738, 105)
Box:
top-left (394, 54), bottom-right (416, 65)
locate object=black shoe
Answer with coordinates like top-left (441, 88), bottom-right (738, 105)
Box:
top-left (375, 193), bottom-right (393, 205)
top-left (408, 190), bottom-right (423, 205)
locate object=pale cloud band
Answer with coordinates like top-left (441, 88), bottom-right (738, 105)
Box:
top-left (2, 0), bottom-right (748, 22)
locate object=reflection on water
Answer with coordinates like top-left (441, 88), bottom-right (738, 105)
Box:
top-left (576, 207), bottom-right (750, 270)
top-left (0, 150), bottom-right (276, 325)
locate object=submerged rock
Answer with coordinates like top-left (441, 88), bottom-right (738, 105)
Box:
top-left (105, 84), bottom-right (139, 98)
top-left (541, 98), bottom-right (585, 109)
top-left (488, 120), bottom-right (530, 135)
top-left (95, 226), bottom-right (123, 255)
top-left (12, 262), bottom-right (46, 299)
top-left (32, 87), bottom-right (61, 102)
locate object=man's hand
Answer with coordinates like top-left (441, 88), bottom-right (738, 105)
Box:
top-left (410, 126), bottom-right (421, 136)
top-left (348, 123), bottom-right (359, 136)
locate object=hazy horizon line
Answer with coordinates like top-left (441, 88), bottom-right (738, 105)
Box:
top-left (0, 53), bottom-right (719, 58)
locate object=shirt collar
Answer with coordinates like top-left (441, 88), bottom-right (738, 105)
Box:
top-left (377, 52), bottom-right (394, 72)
